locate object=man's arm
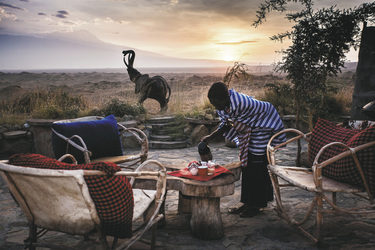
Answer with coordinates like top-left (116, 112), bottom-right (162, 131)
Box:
top-left (201, 128), bottom-right (223, 142)
top-left (201, 121), bottom-right (233, 142)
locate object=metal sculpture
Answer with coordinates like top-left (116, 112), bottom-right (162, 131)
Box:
top-left (122, 50), bottom-right (171, 112)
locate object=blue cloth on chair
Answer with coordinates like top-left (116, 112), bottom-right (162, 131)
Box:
top-left (52, 115), bottom-right (123, 163)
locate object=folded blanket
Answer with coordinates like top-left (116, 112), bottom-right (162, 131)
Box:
top-left (8, 153), bottom-right (133, 239)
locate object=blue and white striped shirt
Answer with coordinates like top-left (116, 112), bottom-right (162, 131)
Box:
top-left (217, 89), bottom-right (286, 155)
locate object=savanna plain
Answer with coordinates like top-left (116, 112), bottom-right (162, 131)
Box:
top-left (0, 67), bottom-right (355, 124)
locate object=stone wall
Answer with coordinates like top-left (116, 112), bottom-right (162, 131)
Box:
top-left (0, 124), bottom-right (34, 160)
top-left (0, 115), bottom-right (302, 160)
top-left (0, 118), bottom-right (150, 160)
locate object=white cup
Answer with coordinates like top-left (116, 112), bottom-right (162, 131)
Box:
top-left (207, 160), bottom-right (216, 175)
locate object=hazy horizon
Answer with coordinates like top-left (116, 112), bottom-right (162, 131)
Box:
top-left (0, 65), bottom-right (271, 74)
top-left (0, 61), bottom-right (358, 75)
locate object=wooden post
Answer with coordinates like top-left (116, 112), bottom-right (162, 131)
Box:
top-left (350, 24), bottom-right (375, 120)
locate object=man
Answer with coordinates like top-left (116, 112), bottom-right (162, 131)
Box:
top-left (201, 82), bottom-right (286, 218)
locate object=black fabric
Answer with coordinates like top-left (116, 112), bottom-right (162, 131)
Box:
top-left (240, 153), bottom-right (273, 208)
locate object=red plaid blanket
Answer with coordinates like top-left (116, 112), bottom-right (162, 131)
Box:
top-left (308, 118), bottom-right (375, 195)
top-left (8, 153), bottom-right (134, 239)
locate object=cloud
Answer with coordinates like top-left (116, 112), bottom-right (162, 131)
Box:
top-left (0, 0), bottom-right (365, 65)
top-left (55, 13), bottom-right (67, 18)
top-left (0, 2), bottom-right (24, 11)
top-left (92, 17), bottom-right (116, 25)
top-left (169, 0), bottom-right (254, 18)
top-left (58, 10), bottom-right (69, 15)
top-left (216, 40), bottom-right (257, 45)
top-left (54, 10), bottom-right (69, 19)
top-left (0, 6), bottom-right (18, 21)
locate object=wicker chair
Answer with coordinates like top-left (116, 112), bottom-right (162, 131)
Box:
top-left (266, 120), bottom-right (375, 245)
top-left (0, 156), bottom-right (166, 250)
top-left (51, 116), bottom-right (148, 167)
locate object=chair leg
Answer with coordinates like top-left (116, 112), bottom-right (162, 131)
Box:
top-left (111, 237), bottom-right (118, 250)
top-left (26, 224), bottom-right (37, 250)
top-left (268, 171), bottom-right (283, 214)
top-left (158, 191), bottom-right (167, 228)
top-left (95, 225), bottom-right (110, 250)
top-left (316, 193), bottom-right (324, 245)
top-left (332, 192), bottom-right (337, 205)
top-left (151, 224), bottom-right (157, 250)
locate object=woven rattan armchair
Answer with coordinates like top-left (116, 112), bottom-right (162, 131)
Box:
top-left (0, 155), bottom-right (166, 250)
top-left (266, 120), bottom-right (375, 245)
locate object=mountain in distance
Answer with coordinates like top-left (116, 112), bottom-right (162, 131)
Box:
top-left (0, 30), bottom-right (235, 71)
top-left (0, 30), bottom-right (358, 72)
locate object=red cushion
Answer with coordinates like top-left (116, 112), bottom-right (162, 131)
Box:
top-left (8, 153), bottom-right (133, 239)
top-left (308, 118), bottom-right (375, 195)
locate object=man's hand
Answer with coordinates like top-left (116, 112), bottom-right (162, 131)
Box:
top-left (201, 135), bottom-right (210, 142)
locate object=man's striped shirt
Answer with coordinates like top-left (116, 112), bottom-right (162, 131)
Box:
top-left (217, 89), bottom-right (286, 156)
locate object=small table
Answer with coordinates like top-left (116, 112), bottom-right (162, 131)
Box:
top-left (133, 161), bottom-right (242, 240)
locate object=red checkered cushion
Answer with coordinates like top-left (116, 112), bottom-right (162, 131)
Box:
top-left (8, 153), bottom-right (134, 239)
top-left (308, 118), bottom-right (375, 195)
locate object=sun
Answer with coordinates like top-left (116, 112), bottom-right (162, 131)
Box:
top-left (222, 54), bottom-right (235, 62)
top-left (220, 46), bottom-right (238, 62)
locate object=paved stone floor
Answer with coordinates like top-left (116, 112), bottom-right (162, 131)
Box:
top-left (1, 140), bottom-right (375, 249)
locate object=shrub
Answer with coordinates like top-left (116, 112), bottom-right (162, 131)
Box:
top-left (101, 98), bottom-right (146, 117)
top-left (224, 62), bottom-right (252, 87)
top-left (259, 81), bottom-right (352, 125)
top-left (260, 82), bottom-right (294, 116)
top-left (185, 99), bottom-right (216, 120)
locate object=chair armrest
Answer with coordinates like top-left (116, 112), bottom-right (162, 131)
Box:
top-left (115, 160), bottom-right (167, 239)
top-left (51, 128), bottom-right (92, 163)
top-left (267, 128), bottom-right (310, 165)
top-left (312, 140), bottom-right (375, 200)
top-left (136, 160), bottom-right (167, 210)
top-left (57, 154), bottom-right (78, 165)
top-left (117, 124), bottom-right (149, 161)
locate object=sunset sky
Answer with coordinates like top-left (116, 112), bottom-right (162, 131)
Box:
top-left (0, 0), bottom-right (371, 66)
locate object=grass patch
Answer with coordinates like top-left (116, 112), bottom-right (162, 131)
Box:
top-left (0, 89), bottom-right (147, 124)
top-left (0, 89), bottom-right (89, 121)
